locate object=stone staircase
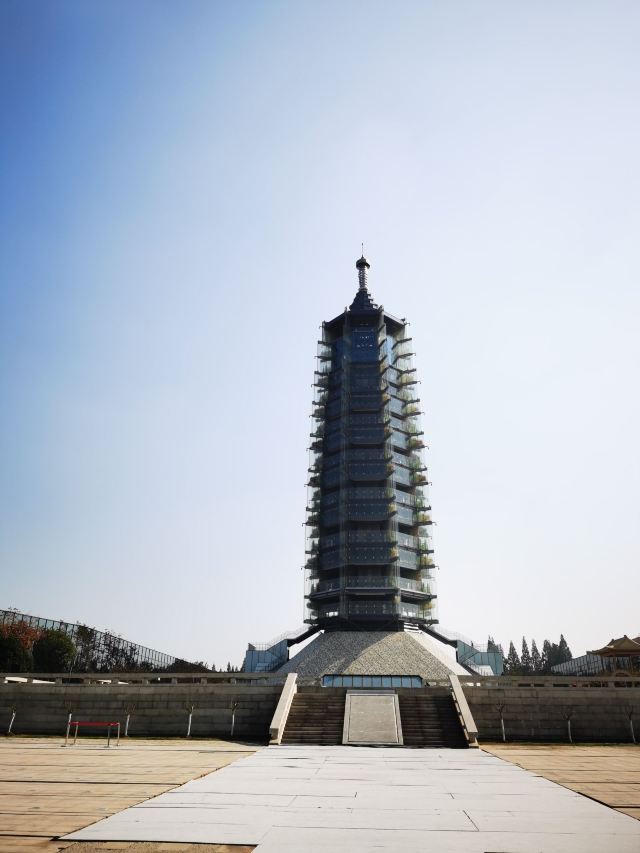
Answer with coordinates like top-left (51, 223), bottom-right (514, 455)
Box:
top-left (280, 690), bottom-right (346, 745)
top-left (398, 691), bottom-right (468, 748)
top-left (280, 688), bottom-right (468, 748)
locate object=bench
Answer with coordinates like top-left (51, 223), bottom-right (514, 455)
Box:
top-left (65, 719), bottom-right (121, 747)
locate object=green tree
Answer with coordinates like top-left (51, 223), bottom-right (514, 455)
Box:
top-left (521, 637), bottom-right (532, 674)
top-left (558, 634), bottom-right (572, 663)
top-left (32, 630), bottom-right (76, 672)
top-left (530, 639), bottom-right (542, 673)
top-left (0, 634), bottom-right (33, 672)
top-left (73, 624), bottom-right (99, 672)
top-left (543, 636), bottom-right (573, 671)
top-left (100, 634), bottom-right (138, 672)
top-left (0, 621), bottom-right (41, 672)
top-left (504, 641), bottom-right (521, 675)
top-left (487, 636), bottom-right (501, 652)
top-left (541, 639), bottom-right (551, 672)
top-left (167, 658), bottom-right (193, 673)
top-left (487, 635), bottom-right (505, 659)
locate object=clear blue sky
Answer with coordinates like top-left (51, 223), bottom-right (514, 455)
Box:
top-left (1, 1), bottom-right (639, 666)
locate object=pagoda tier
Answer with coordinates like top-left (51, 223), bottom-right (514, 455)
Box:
top-left (304, 257), bottom-right (438, 631)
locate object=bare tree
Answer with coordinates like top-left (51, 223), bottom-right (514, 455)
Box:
top-left (184, 702), bottom-right (196, 738)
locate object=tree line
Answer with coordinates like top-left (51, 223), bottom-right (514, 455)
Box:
top-left (0, 622), bottom-right (76, 673)
top-left (0, 620), bottom-right (233, 674)
top-left (488, 635), bottom-right (573, 674)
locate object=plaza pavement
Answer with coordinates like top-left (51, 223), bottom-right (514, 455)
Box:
top-left (483, 742), bottom-right (640, 820)
top-left (0, 736), bottom-right (255, 852)
top-left (64, 744), bottom-right (640, 852)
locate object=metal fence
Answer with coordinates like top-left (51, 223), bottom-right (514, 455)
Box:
top-left (0, 609), bottom-right (194, 673)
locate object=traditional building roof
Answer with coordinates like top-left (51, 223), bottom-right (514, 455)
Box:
top-left (588, 635), bottom-right (640, 657)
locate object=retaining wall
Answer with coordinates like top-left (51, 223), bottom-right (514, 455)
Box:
top-left (462, 683), bottom-right (640, 742)
top-left (3, 678), bottom-right (639, 744)
top-left (0, 682), bottom-right (281, 740)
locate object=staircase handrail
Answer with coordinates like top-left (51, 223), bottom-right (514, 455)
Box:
top-left (269, 673), bottom-right (298, 745)
top-left (248, 626), bottom-right (308, 651)
top-left (449, 673), bottom-right (478, 747)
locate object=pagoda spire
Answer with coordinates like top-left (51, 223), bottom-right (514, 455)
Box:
top-left (350, 253), bottom-right (377, 312)
top-left (356, 252), bottom-right (371, 290)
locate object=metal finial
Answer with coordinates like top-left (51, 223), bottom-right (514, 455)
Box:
top-left (355, 251), bottom-right (370, 290)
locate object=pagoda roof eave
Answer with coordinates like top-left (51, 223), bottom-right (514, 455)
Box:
top-left (324, 309), bottom-right (405, 331)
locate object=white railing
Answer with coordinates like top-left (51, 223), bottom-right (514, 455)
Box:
top-left (449, 674), bottom-right (478, 746)
top-left (269, 673), bottom-right (298, 744)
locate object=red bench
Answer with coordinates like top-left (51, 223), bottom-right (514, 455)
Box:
top-left (65, 719), bottom-right (121, 747)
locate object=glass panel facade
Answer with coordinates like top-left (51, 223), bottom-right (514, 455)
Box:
top-left (322, 674), bottom-right (423, 688)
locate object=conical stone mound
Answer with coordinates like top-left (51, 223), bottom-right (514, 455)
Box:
top-left (278, 630), bottom-right (467, 680)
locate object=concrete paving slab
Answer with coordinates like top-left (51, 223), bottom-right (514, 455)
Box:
top-left (254, 826), bottom-right (640, 853)
top-left (465, 808), bottom-right (640, 834)
top-left (178, 778), bottom-right (361, 797)
top-left (63, 744), bottom-right (640, 851)
top-left (65, 821), bottom-right (267, 845)
top-left (134, 792), bottom-right (296, 807)
top-left (128, 804), bottom-right (475, 831)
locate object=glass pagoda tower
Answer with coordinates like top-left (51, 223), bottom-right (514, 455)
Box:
top-left (305, 256), bottom-right (437, 631)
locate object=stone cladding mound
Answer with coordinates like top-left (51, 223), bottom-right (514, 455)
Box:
top-left (278, 631), bottom-right (460, 680)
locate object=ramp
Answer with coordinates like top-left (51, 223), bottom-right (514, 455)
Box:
top-left (343, 690), bottom-right (403, 745)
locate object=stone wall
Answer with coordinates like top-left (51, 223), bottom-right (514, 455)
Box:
top-left (463, 684), bottom-right (640, 743)
top-left (3, 679), bottom-right (639, 744)
top-left (0, 682), bottom-right (282, 740)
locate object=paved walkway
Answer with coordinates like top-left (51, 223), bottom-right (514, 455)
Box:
top-left (0, 736), bottom-right (255, 852)
top-left (65, 745), bottom-right (640, 852)
top-left (484, 743), bottom-right (640, 821)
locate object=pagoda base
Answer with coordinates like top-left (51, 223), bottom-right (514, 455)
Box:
top-left (278, 629), bottom-right (468, 680)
